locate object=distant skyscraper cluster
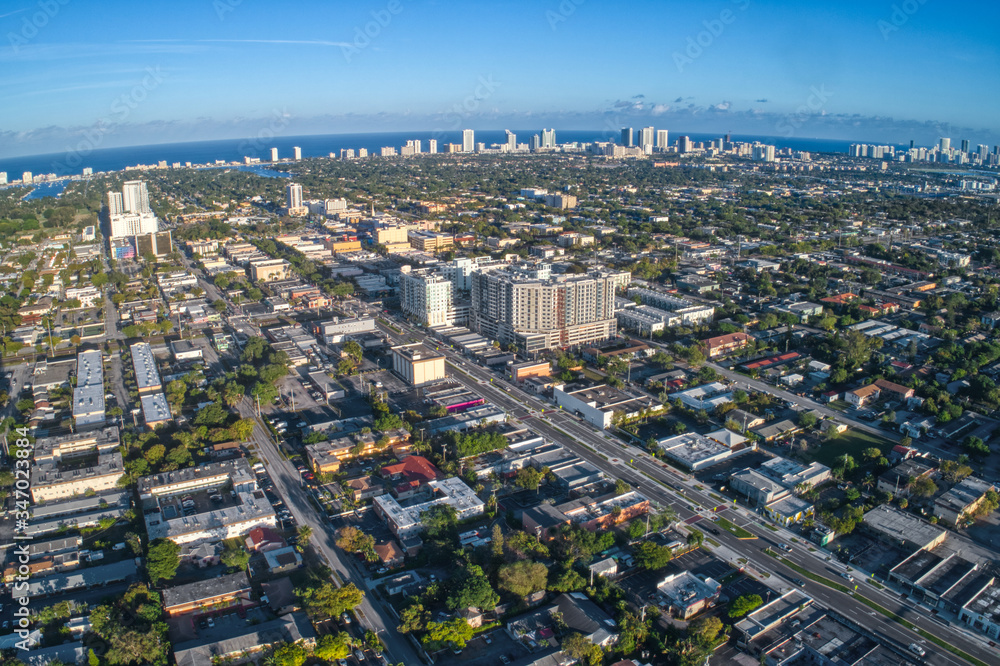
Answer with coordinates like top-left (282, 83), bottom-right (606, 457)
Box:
top-left (107, 180), bottom-right (158, 239)
top-left (849, 138), bottom-right (999, 166)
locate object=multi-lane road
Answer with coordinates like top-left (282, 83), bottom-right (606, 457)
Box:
top-left (374, 316), bottom-right (994, 666)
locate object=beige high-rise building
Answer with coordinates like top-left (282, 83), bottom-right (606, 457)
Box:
top-left (471, 263), bottom-right (624, 352)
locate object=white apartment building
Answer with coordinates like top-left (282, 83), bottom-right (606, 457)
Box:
top-left (64, 286), bottom-right (101, 309)
top-left (400, 269), bottom-right (457, 327)
top-left (462, 129), bottom-right (475, 152)
top-left (122, 180), bottom-right (151, 213)
top-left (374, 477), bottom-right (484, 539)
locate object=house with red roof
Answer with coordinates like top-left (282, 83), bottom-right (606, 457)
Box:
top-left (244, 527), bottom-right (286, 553)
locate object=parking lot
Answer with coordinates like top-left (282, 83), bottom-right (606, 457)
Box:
top-left (619, 547), bottom-right (733, 612)
top-left (167, 603), bottom-right (273, 645)
top-left (158, 483), bottom-right (237, 519)
top-left (433, 629), bottom-right (526, 666)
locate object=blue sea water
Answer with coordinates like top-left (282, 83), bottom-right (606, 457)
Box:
top-left (23, 181), bottom-right (69, 200)
top-left (0, 130), bottom-right (898, 184)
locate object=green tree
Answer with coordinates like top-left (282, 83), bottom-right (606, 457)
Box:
top-left (296, 581), bottom-right (364, 620)
top-left (397, 603), bottom-right (429, 634)
top-left (561, 632), bottom-right (603, 666)
top-left (296, 524), bottom-right (313, 550)
top-left (497, 560), bottom-right (548, 598)
top-left (515, 466), bottom-right (543, 492)
top-left (229, 418), bottom-right (256, 441)
top-left (549, 567), bottom-right (587, 593)
top-left (728, 593), bottom-right (763, 618)
top-left (688, 615), bottom-right (724, 646)
top-left (423, 618), bottom-right (475, 649)
top-left (963, 436), bottom-right (990, 459)
top-left (313, 632), bottom-right (353, 661)
top-left (447, 565), bottom-right (499, 611)
top-left (911, 476), bottom-right (938, 498)
top-left (635, 541), bottom-right (673, 570)
top-left (271, 642), bottom-right (308, 666)
top-left (146, 538), bottom-right (180, 584)
top-left (342, 340), bottom-right (364, 364)
top-left (422, 504), bottom-right (458, 540)
top-left (221, 544), bottom-right (251, 571)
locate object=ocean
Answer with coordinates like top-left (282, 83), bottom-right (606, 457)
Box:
top-left (0, 130), bottom-right (899, 186)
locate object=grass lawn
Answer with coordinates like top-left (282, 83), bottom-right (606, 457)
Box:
top-left (812, 429), bottom-right (894, 468)
top-left (717, 517), bottom-right (755, 539)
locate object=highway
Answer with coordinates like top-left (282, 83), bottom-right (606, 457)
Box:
top-left (375, 316), bottom-right (994, 666)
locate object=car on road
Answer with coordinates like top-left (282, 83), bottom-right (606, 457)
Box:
top-left (499, 656), bottom-right (510, 664)
top-left (841, 573), bottom-right (854, 582)
top-left (778, 543), bottom-right (792, 552)
top-left (341, 612), bottom-right (351, 624)
top-left (908, 643), bottom-right (926, 657)
top-left (791, 578), bottom-right (806, 587)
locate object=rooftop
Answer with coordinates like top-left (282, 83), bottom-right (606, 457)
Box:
top-left (141, 392), bottom-right (171, 424)
top-left (162, 572), bottom-right (250, 609)
top-left (138, 459), bottom-right (254, 496)
top-left (862, 505), bottom-right (946, 548)
top-left (131, 342), bottom-right (162, 391)
top-left (936, 477), bottom-right (995, 515)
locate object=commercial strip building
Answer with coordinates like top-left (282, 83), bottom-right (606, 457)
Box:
top-left (656, 571), bottom-right (722, 619)
top-left (553, 383), bottom-right (660, 429)
top-left (312, 317), bottom-right (376, 344)
top-left (729, 456), bottom-right (831, 526)
top-left (655, 429), bottom-right (752, 471)
top-left (141, 392), bottom-right (172, 428)
top-left (173, 613), bottom-right (316, 666)
top-left (26, 559), bottom-right (138, 600)
top-left (934, 477), bottom-right (996, 525)
top-left (862, 505), bottom-right (947, 551)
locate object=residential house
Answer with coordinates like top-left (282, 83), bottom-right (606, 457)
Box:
top-left (845, 383), bottom-right (880, 407)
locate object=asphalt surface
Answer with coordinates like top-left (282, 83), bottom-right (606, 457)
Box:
top-left (375, 316), bottom-right (994, 666)
top-left (192, 275), bottom-right (420, 666)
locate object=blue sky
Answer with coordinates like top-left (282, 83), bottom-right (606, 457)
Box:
top-left (1, 0), bottom-right (998, 158)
